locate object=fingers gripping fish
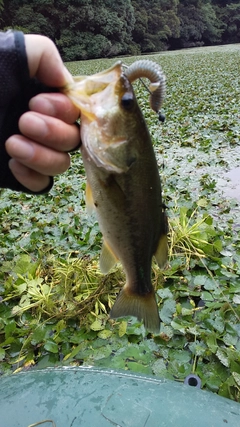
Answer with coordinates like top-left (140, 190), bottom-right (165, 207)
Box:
top-left (63, 60), bottom-right (168, 333)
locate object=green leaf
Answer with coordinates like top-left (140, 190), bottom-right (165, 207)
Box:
top-left (203, 278), bottom-right (217, 291)
top-left (0, 348), bottom-right (5, 361)
top-left (171, 320), bottom-right (187, 333)
top-left (169, 349), bottom-right (191, 363)
top-left (14, 282), bottom-right (27, 295)
top-left (55, 319), bottom-right (66, 334)
top-left (197, 198), bottom-right (208, 207)
top-left (232, 372), bottom-right (240, 387)
top-left (13, 255), bottom-right (34, 275)
top-left (201, 291), bottom-right (214, 302)
top-left (96, 354), bottom-right (125, 370)
top-left (233, 295), bottom-right (240, 304)
top-left (194, 275), bottom-right (207, 287)
top-left (213, 240), bottom-right (222, 252)
top-left (216, 349), bottom-right (229, 368)
top-left (205, 313), bottom-right (225, 334)
top-left (188, 340), bottom-right (207, 357)
top-left (98, 329), bottom-right (112, 339)
top-left (181, 307), bottom-right (193, 316)
top-left (19, 294), bottom-right (31, 308)
top-left (206, 333), bottom-right (218, 353)
top-left (152, 359), bottom-right (168, 376)
top-left (90, 319), bottom-right (105, 331)
top-left (4, 320), bottom-right (16, 339)
top-left (157, 288), bottom-right (173, 299)
top-left (44, 341), bottom-right (59, 354)
top-left (127, 361), bottom-right (152, 375)
top-left (11, 305), bottom-right (22, 315)
top-left (31, 325), bottom-right (49, 345)
top-left (118, 321), bottom-right (127, 337)
top-left (36, 355), bottom-right (59, 369)
top-left (160, 299), bottom-right (176, 324)
top-left (222, 332), bottom-right (238, 347)
top-left (64, 343), bottom-right (85, 361)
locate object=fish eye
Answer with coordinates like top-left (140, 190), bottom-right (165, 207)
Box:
top-left (121, 93), bottom-right (134, 110)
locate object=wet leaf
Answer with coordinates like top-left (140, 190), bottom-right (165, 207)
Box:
top-left (44, 341), bottom-right (59, 354)
top-left (152, 359), bottom-right (168, 376)
top-left (232, 372), bottom-right (240, 387)
top-left (0, 348), bottom-right (5, 361)
top-left (160, 299), bottom-right (176, 324)
top-left (119, 321), bottom-right (128, 337)
top-left (206, 333), bottom-right (218, 353)
top-left (216, 349), bottom-right (230, 368)
top-left (90, 319), bottom-right (105, 331)
top-left (233, 295), bottom-right (240, 304)
top-left (98, 329), bottom-right (112, 339)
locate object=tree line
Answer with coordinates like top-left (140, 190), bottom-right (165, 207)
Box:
top-left (0, 0), bottom-right (240, 61)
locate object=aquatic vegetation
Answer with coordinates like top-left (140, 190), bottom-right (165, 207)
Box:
top-left (0, 45), bottom-right (239, 401)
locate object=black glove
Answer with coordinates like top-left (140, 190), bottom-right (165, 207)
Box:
top-left (0, 30), bottom-right (58, 194)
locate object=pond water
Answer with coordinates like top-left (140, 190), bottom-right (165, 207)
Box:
top-left (217, 167), bottom-right (240, 230)
top-left (218, 167), bottom-right (240, 202)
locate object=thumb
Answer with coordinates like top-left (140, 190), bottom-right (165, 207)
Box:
top-left (24, 34), bottom-right (73, 87)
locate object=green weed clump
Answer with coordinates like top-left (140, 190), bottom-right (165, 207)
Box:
top-left (1, 206), bottom-right (240, 401)
top-left (1, 254), bottom-right (123, 321)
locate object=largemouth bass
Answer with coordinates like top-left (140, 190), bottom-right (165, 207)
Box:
top-left (64, 60), bottom-right (168, 333)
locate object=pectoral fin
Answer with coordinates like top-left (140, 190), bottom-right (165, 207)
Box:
top-left (85, 181), bottom-right (95, 215)
top-left (100, 240), bottom-right (118, 274)
top-left (154, 234), bottom-right (168, 269)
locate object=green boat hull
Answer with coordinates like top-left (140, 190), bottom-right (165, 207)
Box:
top-left (0, 367), bottom-right (239, 426)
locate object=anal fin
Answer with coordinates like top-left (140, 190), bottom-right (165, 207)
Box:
top-left (85, 181), bottom-right (95, 215)
top-left (100, 240), bottom-right (118, 274)
top-left (154, 234), bottom-right (168, 269)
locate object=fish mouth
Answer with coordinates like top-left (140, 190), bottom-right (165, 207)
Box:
top-left (63, 61), bottom-right (123, 118)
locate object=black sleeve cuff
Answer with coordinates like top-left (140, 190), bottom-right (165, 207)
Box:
top-left (0, 30), bottom-right (58, 194)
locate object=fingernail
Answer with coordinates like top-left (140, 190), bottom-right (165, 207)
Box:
top-left (19, 113), bottom-right (48, 139)
top-left (63, 66), bottom-right (74, 84)
top-left (8, 138), bottom-right (35, 160)
top-left (25, 114), bottom-right (47, 138)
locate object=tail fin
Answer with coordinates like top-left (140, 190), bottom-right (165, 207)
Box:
top-left (110, 287), bottom-right (160, 334)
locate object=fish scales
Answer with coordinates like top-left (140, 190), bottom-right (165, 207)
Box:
top-left (64, 61), bottom-right (168, 333)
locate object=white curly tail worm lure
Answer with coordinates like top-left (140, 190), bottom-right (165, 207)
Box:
top-left (124, 59), bottom-right (166, 120)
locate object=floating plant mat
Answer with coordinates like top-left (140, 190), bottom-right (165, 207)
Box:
top-left (0, 45), bottom-right (240, 402)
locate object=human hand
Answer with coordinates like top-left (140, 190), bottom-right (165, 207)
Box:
top-left (5, 35), bottom-right (80, 193)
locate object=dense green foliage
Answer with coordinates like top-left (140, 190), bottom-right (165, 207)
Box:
top-left (0, 0), bottom-right (240, 60)
top-left (0, 45), bottom-right (240, 401)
